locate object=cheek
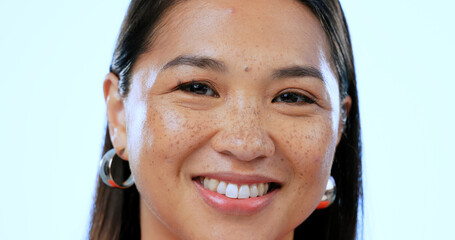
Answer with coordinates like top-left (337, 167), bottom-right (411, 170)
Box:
top-left (126, 101), bottom-right (217, 191)
top-left (274, 115), bottom-right (338, 193)
top-left (124, 101), bottom-right (219, 227)
top-left (145, 105), bottom-right (218, 164)
top-left (266, 115), bottom-right (338, 229)
top-left (279, 117), bottom-right (337, 163)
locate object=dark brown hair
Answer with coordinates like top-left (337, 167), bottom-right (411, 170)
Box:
top-left (89, 1), bottom-right (362, 239)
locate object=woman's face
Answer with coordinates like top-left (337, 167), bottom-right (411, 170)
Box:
top-left (107, 0), bottom-right (348, 239)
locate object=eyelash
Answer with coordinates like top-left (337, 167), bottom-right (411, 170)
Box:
top-left (174, 81), bottom-right (316, 105)
top-left (175, 80), bottom-right (219, 97)
top-left (272, 91), bottom-right (316, 105)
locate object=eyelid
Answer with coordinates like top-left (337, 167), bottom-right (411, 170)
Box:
top-left (275, 88), bottom-right (318, 102)
top-left (172, 79), bottom-right (220, 97)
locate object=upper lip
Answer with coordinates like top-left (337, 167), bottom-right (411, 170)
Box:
top-left (192, 172), bottom-right (283, 185)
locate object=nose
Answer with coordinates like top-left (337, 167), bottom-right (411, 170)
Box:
top-left (211, 99), bottom-right (275, 161)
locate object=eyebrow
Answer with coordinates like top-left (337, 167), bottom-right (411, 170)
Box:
top-left (161, 55), bottom-right (324, 82)
top-left (161, 55), bottom-right (227, 72)
top-left (272, 66), bottom-right (324, 82)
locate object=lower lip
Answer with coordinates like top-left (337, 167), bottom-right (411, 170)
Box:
top-left (193, 180), bottom-right (278, 215)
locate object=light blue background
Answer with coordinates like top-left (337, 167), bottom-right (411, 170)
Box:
top-left (0, 1), bottom-right (454, 239)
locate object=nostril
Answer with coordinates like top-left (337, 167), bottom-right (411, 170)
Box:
top-left (217, 147), bottom-right (272, 162)
top-left (213, 137), bottom-right (275, 161)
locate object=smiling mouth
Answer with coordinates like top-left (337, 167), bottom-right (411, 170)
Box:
top-left (194, 176), bottom-right (281, 199)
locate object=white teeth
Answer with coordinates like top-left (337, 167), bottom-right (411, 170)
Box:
top-left (258, 183), bottom-right (265, 196)
top-left (199, 177), bottom-right (274, 199)
top-left (226, 183), bottom-right (239, 198)
top-left (203, 177), bottom-right (210, 189)
top-left (208, 179), bottom-right (219, 191)
top-left (238, 185), bottom-right (250, 199)
top-left (217, 181), bottom-right (227, 194)
top-left (250, 184), bottom-right (258, 197)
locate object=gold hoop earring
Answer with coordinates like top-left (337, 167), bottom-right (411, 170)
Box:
top-left (99, 148), bottom-right (134, 189)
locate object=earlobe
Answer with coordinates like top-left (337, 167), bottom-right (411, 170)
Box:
top-left (104, 72), bottom-right (129, 161)
top-left (336, 95), bottom-right (352, 145)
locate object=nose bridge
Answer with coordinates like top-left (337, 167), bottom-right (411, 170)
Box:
top-left (233, 95), bottom-right (261, 128)
top-left (212, 95), bottom-right (275, 161)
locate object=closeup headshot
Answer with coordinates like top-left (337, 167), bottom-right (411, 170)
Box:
top-left (94, 0), bottom-right (360, 239)
top-left (0, 0), bottom-right (454, 240)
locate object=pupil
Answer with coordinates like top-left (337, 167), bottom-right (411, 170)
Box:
top-left (283, 93), bottom-right (298, 102)
top-left (192, 84), bottom-right (207, 94)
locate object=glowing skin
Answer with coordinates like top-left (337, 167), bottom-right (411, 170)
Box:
top-left (104, 0), bottom-right (352, 239)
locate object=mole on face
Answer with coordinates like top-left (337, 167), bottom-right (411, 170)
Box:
top-left (244, 66), bottom-right (249, 72)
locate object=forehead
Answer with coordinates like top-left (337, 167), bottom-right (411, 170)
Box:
top-left (146, 0), bottom-right (331, 68)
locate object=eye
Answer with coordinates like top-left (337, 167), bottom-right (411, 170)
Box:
top-left (176, 81), bottom-right (219, 97)
top-left (272, 92), bottom-right (316, 104)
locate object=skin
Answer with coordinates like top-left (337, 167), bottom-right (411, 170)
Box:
top-left (104, 0), bottom-right (351, 239)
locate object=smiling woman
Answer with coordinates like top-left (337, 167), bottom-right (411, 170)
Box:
top-left (90, 0), bottom-right (361, 239)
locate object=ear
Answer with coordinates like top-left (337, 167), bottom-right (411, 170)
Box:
top-left (103, 73), bottom-right (129, 160)
top-left (336, 95), bottom-right (352, 145)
